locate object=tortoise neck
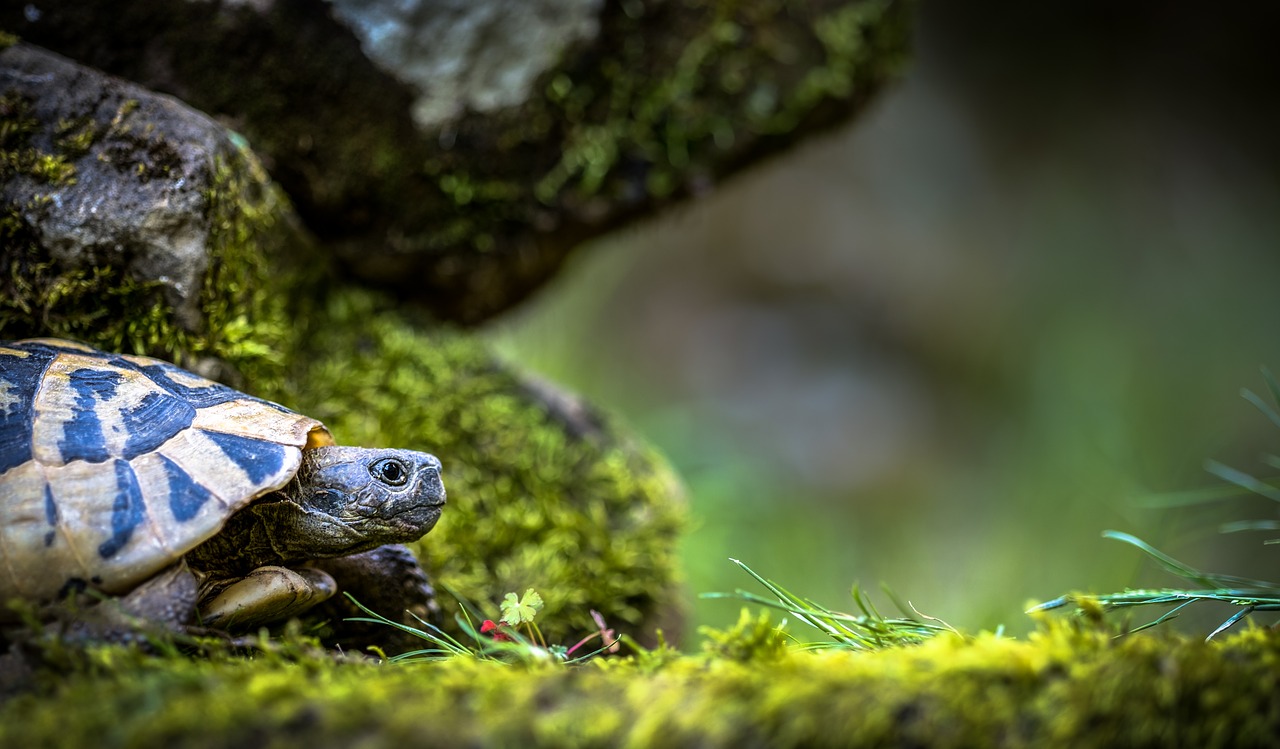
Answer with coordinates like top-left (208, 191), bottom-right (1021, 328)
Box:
top-left (185, 495), bottom-right (297, 577)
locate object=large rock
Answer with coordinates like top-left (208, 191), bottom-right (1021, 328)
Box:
top-left (0, 39), bottom-right (305, 388)
top-left (2, 0), bottom-right (913, 323)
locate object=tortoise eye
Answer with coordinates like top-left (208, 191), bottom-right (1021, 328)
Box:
top-left (371, 458), bottom-right (408, 486)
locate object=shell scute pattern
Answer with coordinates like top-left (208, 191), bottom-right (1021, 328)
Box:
top-left (0, 340), bottom-right (330, 601)
top-left (0, 343), bottom-right (54, 474)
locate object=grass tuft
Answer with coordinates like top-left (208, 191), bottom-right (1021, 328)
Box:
top-left (701, 558), bottom-right (955, 651)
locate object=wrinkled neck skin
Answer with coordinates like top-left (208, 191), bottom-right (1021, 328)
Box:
top-left (187, 445), bottom-right (445, 579)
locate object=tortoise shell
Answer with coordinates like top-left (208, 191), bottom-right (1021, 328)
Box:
top-left (0, 338), bottom-right (334, 607)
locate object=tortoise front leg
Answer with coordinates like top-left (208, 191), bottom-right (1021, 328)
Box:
top-left (308, 544), bottom-right (439, 651)
top-left (198, 566), bottom-right (337, 629)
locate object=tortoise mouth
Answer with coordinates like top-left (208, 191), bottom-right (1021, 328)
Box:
top-left (388, 476), bottom-right (446, 533)
top-left (418, 466), bottom-right (446, 508)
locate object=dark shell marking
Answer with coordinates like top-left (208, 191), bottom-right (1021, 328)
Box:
top-left (0, 339), bottom-right (327, 603)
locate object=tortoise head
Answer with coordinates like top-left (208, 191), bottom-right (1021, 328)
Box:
top-left (269, 445), bottom-right (446, 560)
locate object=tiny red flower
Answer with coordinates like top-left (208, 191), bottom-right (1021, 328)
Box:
top-left (480, 619), bottom-right (513, 642)
top-left (591, 609), bottom-right (621, 654)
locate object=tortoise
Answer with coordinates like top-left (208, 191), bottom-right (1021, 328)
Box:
top-left (0, 338), bottom-right (446, 636)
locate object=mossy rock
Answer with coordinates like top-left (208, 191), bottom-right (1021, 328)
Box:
top-left (3, 0), bottom-right (913, 323)
top-left (0, 41), bottom-right (303, 395)
top-left (2, 619), bottom-right (1278, 747)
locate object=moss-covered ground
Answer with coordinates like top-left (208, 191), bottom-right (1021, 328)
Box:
top-left (3, 616), bottom-right (1278, 747)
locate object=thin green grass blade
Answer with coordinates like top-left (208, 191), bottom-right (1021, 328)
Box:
top-left (1123, 599), bottom-right (1197, 635)
top-left (879, 583), bottom-right (915, 620)
top-left (1102, 531), bottom-right (1218, 586)
top-left (726, 558), bottom-right (848, 641)
top-left (1206, 605), bottom-right (1255, 641)
top-left (343, 593), bottom-right (489, 660)
top-left (711, 560), bottom-right (950, 651)
top-left (1241, 387), bottom-right (1280, 430)
top-left (1131, 483), bottom-right (1255, 508)
top-left (1220, 519), bottom-right (1280, 534)
top-left (1102, 530), bottom-right (1280, 588)
top-left (1262, 366), bottom-right (1280, 410)
top-left (1203, 459), bottom-right (1280, 502)
top-left (1025, 596), bottom-right (1069, 613)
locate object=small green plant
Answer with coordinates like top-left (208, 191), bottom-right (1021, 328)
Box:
top-left (345, 588), bottom-right (622, 664)
top-left (1034, 368), bottom-right (1280, 639)
top-left (702, 558), bottom-right (956, 651)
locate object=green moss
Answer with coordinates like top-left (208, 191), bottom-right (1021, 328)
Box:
top-left (0, 222), bottom-right (179, 351)
top-left (185, 146), bottom-right (304, 392)
top-left (53, 115), bottom-right (99, 158)
top-left (699, 608), bottom-right (790, 663)
top-left (287, 288), bottom-right (687, 645)
top-left (3, 621), bottom-right (1278, 746)
top-left (1, 149), bottom-right (76, 183)
top-left (0, 92), bottom-right (77, 185)
top-left (512, 0), bottom-right (913, 209)
top-left (0, 91), bottom-right (36, 147)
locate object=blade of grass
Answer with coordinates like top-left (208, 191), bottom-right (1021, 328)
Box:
top-left (1102, 530), bottom-right (1280, 588)
top-left (1261, 366), bottom-right (1280, 410)
top-left (1206, 605), bottom-right (1255, 641)
top-left (1220, 519), bottom-right (1280, 534)
top-left (1241, 387), bottom-right (1280, 430)
top-left (1203, 460), bottom-right (1280, 502)
top-left (707, 559), bottom-right (951, 651)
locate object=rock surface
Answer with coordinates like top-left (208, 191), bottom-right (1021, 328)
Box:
top-left (0, 39), bottom-right (309, 389)
top-left (1, 41), bottom-right (239, 332)
top-left (326, 0), bottom-right (605, 128)
top-left (3, 0), bottom-right (913, 323)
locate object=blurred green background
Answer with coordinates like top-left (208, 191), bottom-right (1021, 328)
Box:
top-left (488, 3), bottom-right (1280, 640)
